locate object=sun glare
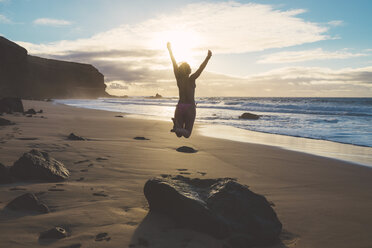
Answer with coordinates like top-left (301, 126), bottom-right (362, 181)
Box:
top-left (151, 30), bottom-right (202, 66)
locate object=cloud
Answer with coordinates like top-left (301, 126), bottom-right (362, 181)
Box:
top-left (20, 2), bottom-right (329, 55)
top-left (193, 66), bottom-right (372, 97)
top-left (104, 65), bottom-right (372, 97)
top-left (16, 1), bottom-right (364, 96)
top-left (328, 20), bottom-right (343, 26)
top-left (33, 18), bottom-right (72, 26)
top-left (0, 14), bottom-right (11, 23)
top-left (258, 48), bottom-right (366, 64)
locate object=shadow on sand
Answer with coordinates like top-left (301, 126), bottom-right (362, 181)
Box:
top-left (129, 212), bottom-right (298, 248)
top-left (176, 146), bottom-right (198, 153)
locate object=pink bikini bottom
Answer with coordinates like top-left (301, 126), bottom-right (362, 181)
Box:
top-left (176, 103), bottom-right (195, 114)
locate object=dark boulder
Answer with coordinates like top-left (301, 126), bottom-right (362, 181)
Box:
top-left (67, 133), bottom-right (86, 141)
top-left (39, 227), bottom-right (68, 240)
top-left (6, 193), bottom-right (49, 213)
top-left (24, 108), bottom-right (37, 115)
top-left (144, 175), bottom-right (282, 247)
top-left (10, 149), bottom-right (70, 181)
top-left (0, 163), bottom-right (13, 184)
top-left (0, 97), bottom-right (24, 114)
top-left (0, 117), bottom-right (14, 126)
top-left (239, 112), bottom-right (260, 120)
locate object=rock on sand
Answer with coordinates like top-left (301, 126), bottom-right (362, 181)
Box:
top-left (144, 175), bottom-right (282, 247)
top-left (0, 163), bottom-right (13, 184)
top-left (10, 149), bottom-right (70, 182)
top-left (6, 193), bottom-right (49, 213)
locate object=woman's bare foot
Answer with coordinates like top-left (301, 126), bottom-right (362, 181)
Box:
top-left (170, 117), bottom-right (177, 132)
top-left (174, 127), bottom-right (191, 138)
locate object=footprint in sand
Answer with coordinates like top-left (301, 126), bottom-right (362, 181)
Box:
top-left (9, 187), bottom-right (27, 191)
top-left (197, 171), bottom-right (207, 176)
top-left (95, 232), bottom-right (111, 242)
top-left (180, 172), bottom-right (191, 175)
top-left (122, 206), bottom-right (131, 212)
top-left (48, 188), bottom-right (65, 192)
top-left (74, 159), bottom-right (90, 164)
top-left (17, 137), bottom-right (38, 141)
top-left (176, 146), bottom-right (198, 153)
top-left (96, 157), bottom-right (108, 161)
top-left (126, 221), bottom-right (138, 226)
top-left (177, 168), bottom-right (188, 171)
top-left (59, 243), bottom-right (82, 248)
top-left (80, 169), bottom-right (88, 172)
top-left (93, 192), bottom-right (108, 197)
top-left (76, 177), bottom-right (84, 182)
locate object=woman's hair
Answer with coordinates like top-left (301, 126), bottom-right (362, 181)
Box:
top-left (178, 62), bottom-right (191, 75)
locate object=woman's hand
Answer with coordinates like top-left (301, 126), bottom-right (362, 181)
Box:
top-left (207, 50), bottom-right (212, 58)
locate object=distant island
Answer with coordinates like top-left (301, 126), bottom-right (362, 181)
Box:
top-left (0, 36), bottom-right (109, 99)
top-left (145, 93), bottom-right (162, 99)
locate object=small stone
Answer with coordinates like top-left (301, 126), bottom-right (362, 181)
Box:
top-left (39, 227), bottom-right (68, 240)
top-left (93, 192), bottom-right (108, 197)
top-left (0, 97), bottom-right (24, 114)
top-left (134, 136), bottom-right (149, 140)
top-left (6, 193), bottom-right (49, 213)
top-left (0, 117), bottom-right (14, 126)
top-left (239, 112), bottom-right (260, 120)
top-left (24, 108), bottom-right (37, 115)
top-left (67, 133), bottom-right (86, 141)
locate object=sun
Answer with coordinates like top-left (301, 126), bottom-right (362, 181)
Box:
top-left (151, 29), bottom-right (202, 66)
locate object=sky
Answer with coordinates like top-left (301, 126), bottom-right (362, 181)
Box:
top-left (1, 0), bottom-right (372, 97)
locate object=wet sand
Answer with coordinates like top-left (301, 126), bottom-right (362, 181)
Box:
top-left (0, 100), bottom-right (371, 247)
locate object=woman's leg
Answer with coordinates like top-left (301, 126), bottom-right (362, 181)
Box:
top-left (183, 106), bottom-right (196, 138)
top-left (173, 105), bottom-right (185, 138)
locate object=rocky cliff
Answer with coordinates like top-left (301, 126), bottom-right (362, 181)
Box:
top-left (0, 36), bottom-right (108, 99)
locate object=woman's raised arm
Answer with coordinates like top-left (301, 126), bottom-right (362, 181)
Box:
top-left (167, 42), bottom-right (178, 76)
top-left (190, 50), bottom-right (212, 80)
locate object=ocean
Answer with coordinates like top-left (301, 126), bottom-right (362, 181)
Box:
top-left (56, 97), bottom-right (372, 166)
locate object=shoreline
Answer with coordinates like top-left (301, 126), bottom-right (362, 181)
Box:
top-left (55, 101), bottom-right (372, 167)
top-left (198, 124), bottom-right (372, 168)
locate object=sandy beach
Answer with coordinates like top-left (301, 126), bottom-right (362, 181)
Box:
top-left (0, 100), bottom-right (371, 248)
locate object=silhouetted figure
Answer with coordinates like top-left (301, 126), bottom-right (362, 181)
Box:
top-left (167, 42), bottom-right (212, 138)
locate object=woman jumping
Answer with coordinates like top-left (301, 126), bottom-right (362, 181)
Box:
top-left (167, 42), bottom-right (212, 138)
